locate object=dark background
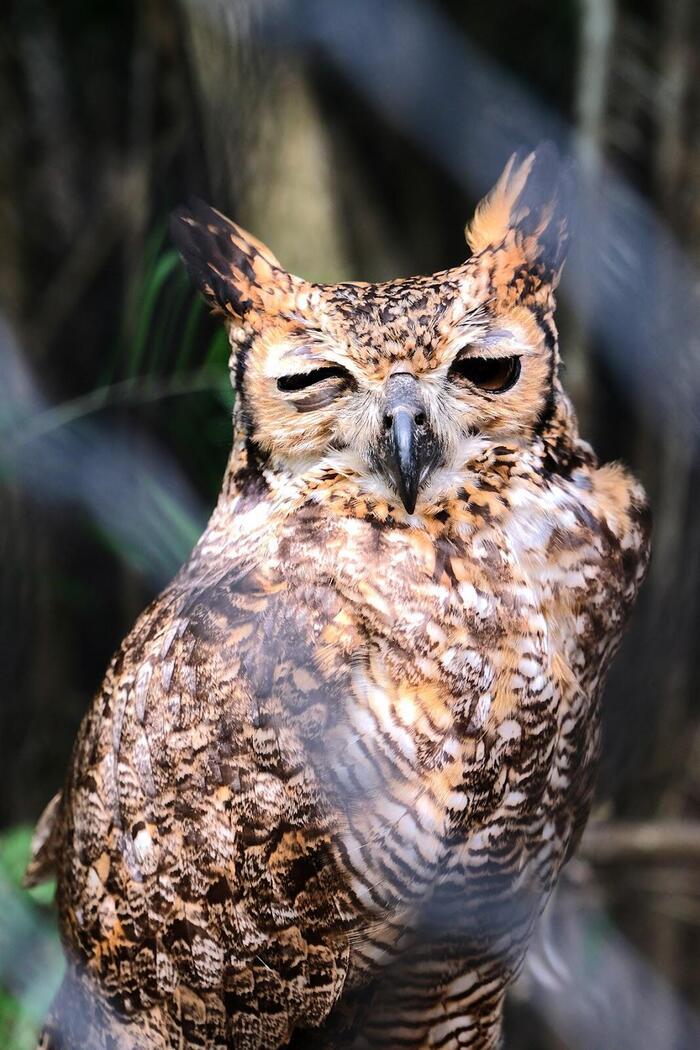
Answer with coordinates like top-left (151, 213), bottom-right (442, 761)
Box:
top-left (1, 2), bottom-right (700, 1047)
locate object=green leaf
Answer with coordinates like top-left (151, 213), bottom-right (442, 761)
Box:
top-left (0, 826), bottom-right (63, 1049)
top-left (127, 250), bottom-right (182, 377)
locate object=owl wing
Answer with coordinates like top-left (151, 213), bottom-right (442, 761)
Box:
top-left (49, 550), bottom-right (379, 1050)
top-left (558, 462), bottom-right (651, 860)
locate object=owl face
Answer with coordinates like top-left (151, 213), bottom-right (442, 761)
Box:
top-left (173, 147), bottom-right (570, 513)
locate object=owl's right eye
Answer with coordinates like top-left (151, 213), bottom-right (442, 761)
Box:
top-left (276, 366), bottom-right (352, 392)
top-left (276, 365), bottom-right (355, 412)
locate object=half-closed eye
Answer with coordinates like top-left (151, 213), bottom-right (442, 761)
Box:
top-left (277, 366), bottom-right (352, 392)
top-left (276, 365), bottom-right (355, 412)
top-left (449, 353), bottom-right (521, 393)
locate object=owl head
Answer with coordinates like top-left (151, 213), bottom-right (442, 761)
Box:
top-left (172, 146), bottom-right (574, 515)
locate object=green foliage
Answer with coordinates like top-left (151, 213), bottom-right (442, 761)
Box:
top-left (118, 220), bottom-right (235, 502)
top-left (115, 218), bottom-right (229, 390)
top-left (0, 826), bottom-right (63, 1050)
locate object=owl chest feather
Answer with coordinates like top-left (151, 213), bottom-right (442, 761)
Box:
top-left (54, 460), bottom-right (647, 1030)
top-left (257, 480), bottom-right (605, 943)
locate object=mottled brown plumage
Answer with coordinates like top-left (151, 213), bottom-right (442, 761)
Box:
top-left (30, 147), bottom-right (650, 1049)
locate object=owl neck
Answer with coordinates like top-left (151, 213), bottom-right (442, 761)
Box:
top-left (538, 382), bottom-right (593, 474)
top-left (219, 426), bottom-right (271, 505)
top-left (216, 417), bottom-right (310, 516)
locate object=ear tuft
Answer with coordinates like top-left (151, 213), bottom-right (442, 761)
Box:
top-left (170, 199), bottom-right (283, 319)
top-left (466, 143), bottom-right (573, 282)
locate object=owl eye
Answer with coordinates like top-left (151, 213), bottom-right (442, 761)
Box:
top-left (450, 354), bottom-right (521, 393)
top-left (277, 366), bottom-right (352, 392)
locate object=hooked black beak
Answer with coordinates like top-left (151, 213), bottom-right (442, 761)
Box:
top-left (376, 373), bottom-right (440, 514)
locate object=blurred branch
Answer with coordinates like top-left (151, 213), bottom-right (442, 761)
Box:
top-left (6, 370), bottom-right (227, 452)
top-left (582, 821), bottom-right (700, 864)
top-left (567, 0), bottom-right (614, 431)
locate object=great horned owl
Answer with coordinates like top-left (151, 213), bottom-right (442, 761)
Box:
top-left (29, 147), bottom-right (649, 1050)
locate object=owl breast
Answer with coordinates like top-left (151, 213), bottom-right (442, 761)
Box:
top-left (49, 461), bottom-right (647, 1048)
top-left (262, 483), bottom-right (599, 978)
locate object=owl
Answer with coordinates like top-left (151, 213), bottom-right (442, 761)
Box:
top-left (28, 146), bottom-right (650, 1050)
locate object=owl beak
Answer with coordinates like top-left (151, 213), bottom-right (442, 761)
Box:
top-left (378, 374), bottom-right (440, 514)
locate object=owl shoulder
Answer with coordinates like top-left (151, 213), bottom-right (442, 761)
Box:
top-left (579, 459), bottom-right (651, 595)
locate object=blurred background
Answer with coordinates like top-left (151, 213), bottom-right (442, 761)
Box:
top-left (1, 1), bottom-right (700, 1047)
